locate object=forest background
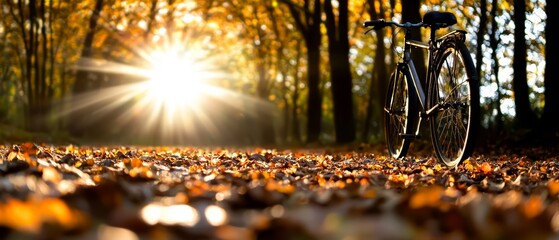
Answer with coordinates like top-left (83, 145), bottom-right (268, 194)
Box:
top-left (0, 0), bottom-right (556, 148)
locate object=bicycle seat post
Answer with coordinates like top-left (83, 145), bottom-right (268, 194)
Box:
top-left (429, 27), bottom-right (437, 46)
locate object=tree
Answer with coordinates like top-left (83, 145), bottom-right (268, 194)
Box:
top-left (5, 0), bottom-right (56, 132)
top-left (290, 41), bottom-right (304, 144)
top-left (476, 0), bottom-right (488, 83)
top-left (489, 0), bottom-right (503, 130)
top-left (512, 0), bottom-right (537, 128)
top-left (324, 0), bottom-right (356, 144)
top-left (541, 0), bottom-right (559, 135)
top-left (363, 0), bottom-right (389, 141)
top-left (69, 0), bottom-right (105, 136)
top-left (280, 0), bottom-right (323, 144)
top-left (401, 0), bottom-right (426, 85)
top-left (266, 2), bottom-right (305, 144)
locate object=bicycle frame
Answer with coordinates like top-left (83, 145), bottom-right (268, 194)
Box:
top-left (400, 27), bottom-right (434, 114)
top-left (397, 26), bottom-right (436, 135)
top-left (399, 27), bottom-right (466, 135)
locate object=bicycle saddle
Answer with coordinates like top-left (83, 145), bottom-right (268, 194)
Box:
top-left (423, 11), bottom-right (457, 28)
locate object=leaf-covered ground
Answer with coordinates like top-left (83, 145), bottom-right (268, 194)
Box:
top-left (1, 143), bottom-right (559, 239)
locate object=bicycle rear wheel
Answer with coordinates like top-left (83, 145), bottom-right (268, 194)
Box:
top-left (385, 66), bottom-right (416, 159)
top-left (429, 39), bottom-right (479, 167)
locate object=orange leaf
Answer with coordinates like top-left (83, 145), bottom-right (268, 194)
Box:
top-left (549, 180), bottom-right (559, 195)
top-left (21, 142), bottom-right (38, 156)
top-left (317, 176), bottom-right (327, 187)
top-left (0, 198), bottom-right (85, 233)
top-left (465, 162), bottom-right (474, 172)
top-left (522, 196), bottom-right (544, 219)
top-left (39, 198), bottom-right (76, 228)
top-left (86, 158), bottom-right (95, 166)
top-left (409, 186), bottom-right (444, 209)
top-left (361, 188), bottom-right (377, 198)
top-left (480, 162), bottom-right (492, 174)
top-left (131, 158), bottom-right (143, 168)
top-left (7, 151), bottom-right (22, 161)
top-left (0, 198), bottom-right (42, 233)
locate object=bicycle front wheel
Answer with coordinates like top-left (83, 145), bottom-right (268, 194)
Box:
top-left (429, 40), bottom-right (479, 167)
top-left (385, 66), bottom-right (416, 159)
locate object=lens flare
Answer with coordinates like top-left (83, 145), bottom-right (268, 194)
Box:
top-left (140, 203), bottom-right (200, 227)
top-left (143, 50), bottom-right (210, 109)
top-left (58, 23), bottom-right (269, 145)
top-left (204, 205), bottom-right (228, 226)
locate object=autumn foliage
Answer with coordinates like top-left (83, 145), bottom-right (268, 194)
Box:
top-left (1, 143), bottom-right (559, 239)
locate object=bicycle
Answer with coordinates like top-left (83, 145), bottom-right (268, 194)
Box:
top-left (363, 11), bottom-right (480, 167)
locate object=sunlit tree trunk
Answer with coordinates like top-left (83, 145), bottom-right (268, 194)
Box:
top-left (512, 0), bottom-right (537, 128)
top-left (324, 0), bottom-right (356, 144)
top-left (69, 0), bottom-right (104, 136)
top-left (267, 3), bottom-right (290, 144)
top-left (281, 74), bottom-right (290, 144)
top-left (388, 0), bottom-right (397, 71)
top-left (6, 0), bottom-right (48, 132)
top-left (14, 0), bottom-right (33, 130)
top-left (255, 47), bottom-right (277, 145)
top-left (29, 0), bottom-right (49, 132)
top-left (541, 0), bottom-right (559, 135)
top-left (144, 0), bottom-right (158, 40)
top-left (290, 41), bottom-right (303, 144)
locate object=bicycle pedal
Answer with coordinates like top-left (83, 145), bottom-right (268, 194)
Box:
top-left (400, 134), bottom-right (419, 139)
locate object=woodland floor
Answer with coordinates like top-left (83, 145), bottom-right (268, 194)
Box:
top-left (1, 142), bottom-right (559, 240)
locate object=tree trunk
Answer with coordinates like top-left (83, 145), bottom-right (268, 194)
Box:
top-left (69, 0), bottom-right (104, 136)
top-left (541, 0), bottom-right (559, 135)
top-left (14, 0), bottom-right (35, 131)
top-left (282, 0), bottom-right (322, 144)
top-left (268, 3), bottom-right (289, 144)
top-left (8, 0), bottom-right (46, 132)
top-left (255, 47), bottom-right (277, 146)
top-left (401, 0), bottom-right (426, 85)
top-left (28, 0), bottom-right (49, 133)
top-left (489, 0), bottom-right (503, 131)
top-left (512, 0), bottom-right (537, 128)
top-left (388, 0), bottom-right (397, 71)
top-left (476, 0), bottom-right (487, 83)
top-left (363, 0), bottom-right (388, 142)
top-left (144, 0), bottom-right (158, 40)
top-left (324, 0), bottom-right (356, 144)
top-left (291, 41), bottom-right (303, 144)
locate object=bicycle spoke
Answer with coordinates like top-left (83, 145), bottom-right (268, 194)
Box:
top-left (385, 69), bottom-right (414, 158)
top-left (429, 41), bottom-right (478, 166)
top-left (436, 107), bottom-right (465, 160)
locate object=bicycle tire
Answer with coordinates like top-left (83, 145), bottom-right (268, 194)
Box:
top-left (428, 39), bottom-right (479, 167)
top-left (385, 66), bottom-right (416, 159)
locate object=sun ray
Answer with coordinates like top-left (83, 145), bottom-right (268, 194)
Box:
top-left (53, 20), bottom-right (269, 145)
